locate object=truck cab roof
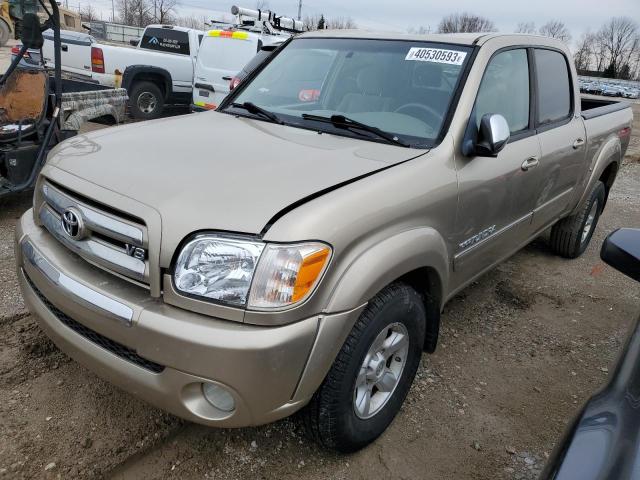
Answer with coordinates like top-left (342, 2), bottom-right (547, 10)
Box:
top-left (143, 24), bottom-right (203, 34)
top-left (298, 30), bottom-right (568, 49)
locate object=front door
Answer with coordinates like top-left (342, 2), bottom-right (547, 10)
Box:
top-left (452, 48), bottom-right (541, 284)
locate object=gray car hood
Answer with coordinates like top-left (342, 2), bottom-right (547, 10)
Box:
top-left (46, 111), bottom-right (428, 236)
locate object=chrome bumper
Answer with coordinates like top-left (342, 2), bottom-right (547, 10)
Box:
top-left (21, 238), bottom-right (134, 326)
top-left (16, 209), bottom-right (365, 427)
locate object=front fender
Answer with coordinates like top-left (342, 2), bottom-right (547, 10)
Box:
top-left (325, 227), bottom-right (450, 313)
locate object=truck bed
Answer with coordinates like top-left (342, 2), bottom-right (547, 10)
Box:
top-left (581, 96), bottom-right (631, 120)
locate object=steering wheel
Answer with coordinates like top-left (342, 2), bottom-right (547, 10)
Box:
top-left (394, 103), bottom-right (443, 127)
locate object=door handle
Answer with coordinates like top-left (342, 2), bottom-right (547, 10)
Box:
top-left (573, 138), bottom-right (585, 149)
top-left (61, 44), bottom-right (68, 52)
top-left (521, 157), bottom-right (539, 171)
top-left (222, 76), bottom-right (233, 81)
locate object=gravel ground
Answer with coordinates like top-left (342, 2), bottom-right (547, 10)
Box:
top-left (0, 85), bottom-right (639, 478)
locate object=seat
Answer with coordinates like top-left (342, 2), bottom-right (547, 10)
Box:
top-left (0, 68), bottom-right (48, 141)
top-left (337, 66), bottom-right (393, 114)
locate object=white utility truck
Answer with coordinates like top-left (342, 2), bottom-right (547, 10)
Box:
top-left (42, 25), bottom-right (204, 119)
top-left (192, 6), bottom-right (300, 111)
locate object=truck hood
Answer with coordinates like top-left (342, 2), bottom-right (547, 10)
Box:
top-left (46, 111), bottom-right (428, 236)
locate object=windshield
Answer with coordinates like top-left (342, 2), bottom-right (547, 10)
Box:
top-left (227, 38), bottom-right (473, 147)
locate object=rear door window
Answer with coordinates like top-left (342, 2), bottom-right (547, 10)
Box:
top-left (140, 28), bottom-right (190, 55)
top-left (534, 49), bottom-right (572, 125)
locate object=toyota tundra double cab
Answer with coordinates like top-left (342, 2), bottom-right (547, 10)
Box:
top-left (15, 31), bottom-right (633, 452)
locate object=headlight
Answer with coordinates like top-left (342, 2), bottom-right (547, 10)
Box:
top-left (173, 235), bottom-right (331, 310)
top-left (174, 235), bottom-right (264, 306)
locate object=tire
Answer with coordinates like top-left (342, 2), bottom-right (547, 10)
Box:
top-left (303, 282), bottom-right (426, 452)
top-left (549, 181), bottom-right (606, 259)
top-left (0, 20), bottom-right (10, 47)
top-left (128, 81), bottom-right (164, 120)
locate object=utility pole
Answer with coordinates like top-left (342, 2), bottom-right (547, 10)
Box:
top-left (154, 0), bottom-right (157, 23)
top-left (111, 0), bottom-right (115, 22)
top-left (297, 0), bottom-right (302, 21)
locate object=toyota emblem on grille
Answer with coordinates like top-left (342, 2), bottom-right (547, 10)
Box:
top-left (61, 208), bottom-right (85, 240)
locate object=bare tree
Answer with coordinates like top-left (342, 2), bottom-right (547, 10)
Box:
top-left (154, 0), bottom-right (177, 24)
top-left (117, 0), bottom-right (153, 27)
top-left (538, 20), bottom-right (572, 43)
top-left (80, 4), bottom-right (98, 22)
top-left (597, 17), bottom-right (639, 77)
top-left (174, 14), bottom-right (206, 30)
top-left (325, 16), bottom-right (356, 30)
top-left (437, 13), bottom-right (496, 34)
top-left (255, 0), bottom-right (269, 9)
top-left (573, 31), bottom-right (596, 71)
top-left (407, 25), bottom-right (431, 34)
top-left (303, 14), bottom-right (355, 31)
top-left (515, 22), bottom-right (536, 34)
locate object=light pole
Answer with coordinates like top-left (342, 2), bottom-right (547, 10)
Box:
top-left (297, 0), bottom-right (301, 21)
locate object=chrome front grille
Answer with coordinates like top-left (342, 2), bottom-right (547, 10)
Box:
top-left (40, 181), bottom-right (149, 284)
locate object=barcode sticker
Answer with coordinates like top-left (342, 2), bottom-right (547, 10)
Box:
top-left (405, 47), bottom-right (467, 65)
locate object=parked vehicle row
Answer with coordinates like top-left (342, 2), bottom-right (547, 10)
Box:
top-left (14, 30), bottom-right (632, 454)
top-left (579, 77), bottom-right (640, 99)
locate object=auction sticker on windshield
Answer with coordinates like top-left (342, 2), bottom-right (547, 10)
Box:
top-left (405, 47), bottom-right (467, 65)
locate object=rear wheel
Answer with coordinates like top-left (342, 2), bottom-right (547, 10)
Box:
top-left (0, 20), bottom-right (10, 47)
top-left (129, 81), bottom-right (164, 120)
top-left (549, 181), bottom-right (606, 259)
top-left (303, 282), bottom-right (425, 452)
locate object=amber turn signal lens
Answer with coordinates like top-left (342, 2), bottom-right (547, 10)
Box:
top-left (292, 247), bottom-right (331, 303)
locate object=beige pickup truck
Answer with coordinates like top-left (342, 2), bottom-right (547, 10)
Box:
top-left (15, 31), bottom-right (633, 452)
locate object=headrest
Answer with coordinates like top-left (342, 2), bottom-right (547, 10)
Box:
top-left (356, 67), bottom-right (384, 96)
top-left (21, 14), bottom-right (44, 50)
top-left (413, 63), bottom-right (442, 88)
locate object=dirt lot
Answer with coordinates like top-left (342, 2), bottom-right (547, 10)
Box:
top-left (1, 93), bottom-right (639, 479)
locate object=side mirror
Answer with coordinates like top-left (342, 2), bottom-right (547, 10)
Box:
top-left (475, 113), bottom-right (510, 157)
top-left (601, 228), bottom-right (640, 282)
top-left (130, 38), bottom-right (139, 46)
top-left (21, 13), bottom-right (44, 50)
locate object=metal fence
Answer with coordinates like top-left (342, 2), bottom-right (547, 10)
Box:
top-left (89, 21), bottom-right (145, 45)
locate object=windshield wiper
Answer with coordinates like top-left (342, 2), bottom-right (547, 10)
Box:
top-left (301, 114), bottom-right (409, 147)
top-left (230, 102), bottom-right (283, 124)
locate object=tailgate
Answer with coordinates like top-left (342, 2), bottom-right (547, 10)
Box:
top-left (43, 32), bottom-right (92, 77)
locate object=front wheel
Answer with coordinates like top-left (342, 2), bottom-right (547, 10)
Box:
top-left (303, 282), bottom-right (426, 452)
top-left (549, 180), bottom-right (606, 259)
top-left (128, 81), bottom-right (165, 120)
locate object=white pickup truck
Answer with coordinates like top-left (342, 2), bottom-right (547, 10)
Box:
top-left (42, 25), bottom-right (204, 119)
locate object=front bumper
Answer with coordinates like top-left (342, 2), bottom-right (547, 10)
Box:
top-left (15, 210), bottom-right (362, 427)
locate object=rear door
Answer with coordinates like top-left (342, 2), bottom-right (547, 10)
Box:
top-left (453, 48), bottom-right (542, 279)
top-left (42, 31), bottom-right (93, 77)
top-left (193, 32), bottom-right (259, 109)
top-left (528, 48), bottom-right (588, 232)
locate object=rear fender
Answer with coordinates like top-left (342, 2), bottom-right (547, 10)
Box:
top-left (122, 66), bottom-right (172, 99)
top-left (571, 134), bottom-right (621, 215)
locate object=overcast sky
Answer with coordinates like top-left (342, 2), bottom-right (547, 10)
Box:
top-left (82, 0), bottom-right (640, 44)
